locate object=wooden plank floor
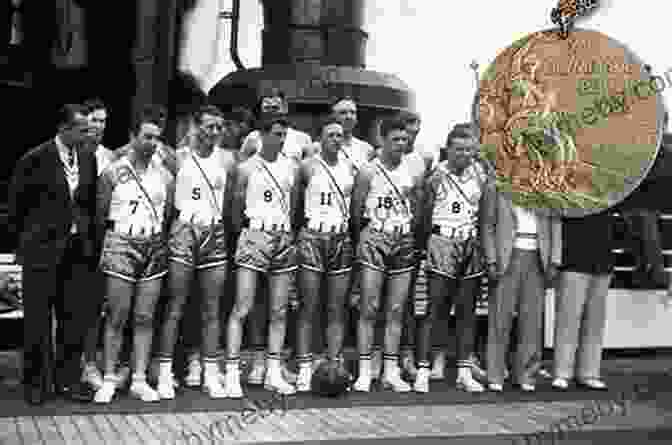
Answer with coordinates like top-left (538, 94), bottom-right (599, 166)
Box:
top-left (1, 400), bottom-right (671, 445)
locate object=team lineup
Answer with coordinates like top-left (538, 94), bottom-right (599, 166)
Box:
top-left (11, 89), bottom-right (568, 407)
top-left (86, 92), bottom-right (499, 403)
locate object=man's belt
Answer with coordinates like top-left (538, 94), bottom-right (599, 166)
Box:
top-left (106, 220), bottom-right (161, 237)
top-left (177, 210), bottom-right (223, 226)
top-left (246, 219), bottom-right (291, 233)
top-left (432, 225), bottom-right (477, 240)
top-left (369, 221), bottom-right (412, 235)
top-left (306, 219), bottom-right (348, 233)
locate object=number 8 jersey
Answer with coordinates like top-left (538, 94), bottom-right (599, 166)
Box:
top-left (430, 162), bottom-right (485, 231)
top-left (244, 155), bottom-right (296, 227)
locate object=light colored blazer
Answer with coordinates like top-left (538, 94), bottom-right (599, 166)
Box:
top-left (481, 186), bottom-right (562, 274)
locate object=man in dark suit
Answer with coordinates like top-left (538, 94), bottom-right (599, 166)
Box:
top-left (8, 104), bottom-right (99, 404)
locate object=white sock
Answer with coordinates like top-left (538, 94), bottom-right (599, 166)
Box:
top-left (158, 361), bottom-right (172, 377)
top-left (203, 361), bottom-right (220, 378)
top-left (458, 367), bottom-right (472, 380)
top-left (266, 355), bottom-right (282, 376)
top-left (383, 354), bottom-right (399, 376)
top-left (359, 354), bottom-right (371, 379)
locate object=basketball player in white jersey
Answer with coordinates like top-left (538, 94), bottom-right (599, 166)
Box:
top-left (413, 125), bottom-right (488, 393)
top-left (350, 117), bottom-right (425, 392)
top-left (223, 116), bottom-right (300, 397)
top-left (240, 90), bottom-right (309, 384)
top-left (165, 105), bottom-right (226, 389)
top-left (115, 105), bottom-right (178, 177)
top-left (94, 106), bottom-right (175, 403)
top-left (154, 106), bottom-right (236, 399)
top-left (240, 89), bottom-right (313, 161)
top-left (293, 117), bottom-right (356, 391)
top-left (393, 110), bottom-right (435, 381)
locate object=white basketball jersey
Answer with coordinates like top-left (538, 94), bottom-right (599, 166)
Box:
top-left (432, 162), bottom-right (483, 230)
top-left (339, 137), bottom-right (373, 171)
top-left (304, 156), bottom-right (354, 225)
top-left (245, 155), bottom-right (295, 226)
top-left (174, 146), bottom-right (228, 221)
top-left (107, 157), bottom-right (169, 228)
top-left (364, 158), bottom-right (414, 226)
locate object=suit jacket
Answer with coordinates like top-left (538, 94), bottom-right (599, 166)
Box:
top-left (7, 139), bottom-right (98, 269)
top-left (481, 186), bottom-right (562, 274)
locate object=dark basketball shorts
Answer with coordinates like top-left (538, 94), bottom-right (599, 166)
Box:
top-left (297, 227), bottom-right (353, 275)
top-left (234, 227), bottom-right (297, 274)
top-left (169, 219), bottom-right (228, 269)
top-left (356, 224), bottom-right (417, 275)
top-left (99, 230), bottom-right (168, 283)
top-left (426, 233), bottom-right (484, 279)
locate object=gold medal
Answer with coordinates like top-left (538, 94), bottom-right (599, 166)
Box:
top-left (475, 0), bottom-right (665, 217)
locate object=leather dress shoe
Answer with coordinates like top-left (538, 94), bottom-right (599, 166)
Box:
top-left (56, 382), bottom-right (95, 403)
top-left (24, 386), bottom-right (47, 406)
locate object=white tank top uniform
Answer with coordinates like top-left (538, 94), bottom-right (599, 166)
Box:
top-left (304, 156), bottom-right (354, 233)
top-left (338, 137), bottom-right (373, 171)
top-left (245, 155), bottom-right (295, 231)
top-left (432, 163), bottom-right (483, 241)
top-left (174, 146), bottom-right (228, 226)
top-left (107, 157), bottom-right (169, 237)
top-left (364, 157), bottom-right (414, 233)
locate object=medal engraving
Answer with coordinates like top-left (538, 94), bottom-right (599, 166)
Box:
top-left (476, 29), bottom-right (664, 217)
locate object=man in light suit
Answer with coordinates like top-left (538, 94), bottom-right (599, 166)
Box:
top-left (481, 187), bottom-right (561, 392)
top-left (8, 104), bottom-right (99, 405)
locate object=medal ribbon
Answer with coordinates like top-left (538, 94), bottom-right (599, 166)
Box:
top-left (551, 0), bottom-right (599, 38)
top-left (190, 150), bottom-right (222, 217)
top-left (124, 159), bottom-right (161, 224)
top-left (315, 156), bottom-right (349, 219)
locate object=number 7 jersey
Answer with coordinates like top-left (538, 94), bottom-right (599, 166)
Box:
top-left (105, 156), bottom-right (172, 229)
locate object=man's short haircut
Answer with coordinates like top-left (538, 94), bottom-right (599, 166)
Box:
top-left (314, 115), bottom-right (343, 140)
top-left (260, 116), bottom-right (290, 133)
top-left (259, 87), bottom-right (286, 103)
top-left (83, 97), bottom-right (107, 114)
top-left (396, 110), bottom-right (420, 124)
top-left (226, 106), bottom-right (255, 126)
top-left (56, 103), bottom-right (88, 129)
top-left (379, 117), bottom-right (407, 139)
top-left (445, 123), bottom-right (477, 146)
top-left (256, 88), bottom-right (288, 119)
top-left (329, 95), bottom-right (356, 111)
top-left (194, 104), bottom-right (224, 124)
top-left (132, 104), bottom-right (165, 135)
